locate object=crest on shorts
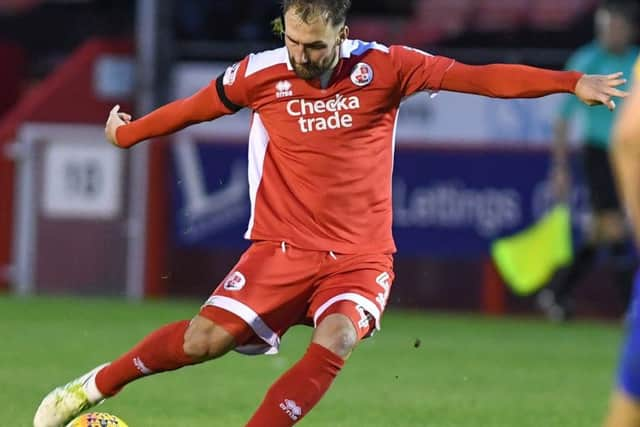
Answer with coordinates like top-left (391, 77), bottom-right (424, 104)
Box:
top-left (223, 271), bottom-right (246, 291)
top-left (350, 62), bottom-right (373, 87)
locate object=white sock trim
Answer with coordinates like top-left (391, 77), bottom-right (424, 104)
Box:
top-left (83, 364), bottom-right (108, 403)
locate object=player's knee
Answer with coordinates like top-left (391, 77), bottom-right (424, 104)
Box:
top-left (315, 328), bottom-right (357, 358)
top-left (183, 316), bottom-right (235, 361)
top-left (313, 314), bottom-right (359, 359)
top-left (334, 327), bottom-right (359, 356)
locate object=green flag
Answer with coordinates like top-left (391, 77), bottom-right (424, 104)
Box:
top-left (491, 204), bottom-right (573, 295)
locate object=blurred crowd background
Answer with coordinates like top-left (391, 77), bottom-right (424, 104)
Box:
top-left (0, 0), bottom-right (601, 102)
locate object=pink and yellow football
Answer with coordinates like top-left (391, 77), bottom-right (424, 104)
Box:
top-left (65, 412), bottom-right (129, 427)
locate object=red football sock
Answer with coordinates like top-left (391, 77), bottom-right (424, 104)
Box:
top-left (95, 320), bottom-right (195, 396)
top-left (245, 343), bottom-right (345, 426)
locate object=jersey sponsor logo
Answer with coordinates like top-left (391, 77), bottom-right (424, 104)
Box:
top-left (223, 62), bottom-right (240, 86)
top-left (275, 80), bottom-right (293, 98)
top-left (223, 271), bottom-right (246, 291)
top-left (280, 399), bottom-right (302, 421)
top-left (350, 62), bottom-right (373, 87)
top-left (286, 94), bottom-right (360, 133)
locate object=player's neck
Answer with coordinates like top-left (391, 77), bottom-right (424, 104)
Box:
top-left (319, 47), bottom-right (341, 89)
top-left (319, 69), bottom-right (333, 88)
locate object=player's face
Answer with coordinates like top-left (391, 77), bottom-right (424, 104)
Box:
top-left (283, 9), bottom-right (347, 80)
top-left (596, 10), bottom-right (635, 54)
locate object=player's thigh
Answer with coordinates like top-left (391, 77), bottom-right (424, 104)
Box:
top-left (583, 145), bottom-right (623, 230)
top-left (200, 241), bottom-right (319, 354)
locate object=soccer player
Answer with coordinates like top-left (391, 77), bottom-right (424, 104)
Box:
top-left (602, 55), bottom-right (640, 427)
top-left (33, 1), bottom-right (629, 426)
top-left (537, 0), bottom-right (639, 321)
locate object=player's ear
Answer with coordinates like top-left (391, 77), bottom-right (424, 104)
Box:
top-left (337, 26), bottom-right (348, 44)
top-left (272, 15), bottom-right (285, 39)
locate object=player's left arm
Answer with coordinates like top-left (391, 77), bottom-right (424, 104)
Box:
top-left (440, 62), bottom-right (628, 110)
top-left (612, 65), bottom-right (640, 246)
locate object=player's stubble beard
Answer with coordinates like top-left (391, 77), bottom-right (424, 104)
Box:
top-left (290, 43), bottom-right (340, 80)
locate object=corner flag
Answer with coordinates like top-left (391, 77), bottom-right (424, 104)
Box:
top-left (491, 204), bottom-right (573, 295)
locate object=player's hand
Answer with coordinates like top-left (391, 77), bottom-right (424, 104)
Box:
top-left (105, 105), bottom-right (132, 147)
top-left (575, 72), bottom-right (628, 110)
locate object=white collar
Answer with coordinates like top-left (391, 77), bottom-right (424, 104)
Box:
top-left (284, 38), bottom-right (355, 71)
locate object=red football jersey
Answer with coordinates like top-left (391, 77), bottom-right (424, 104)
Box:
top-left (116, 39), bottom-right (578, 253)
top-left (219, 40), bottom-right (455, 254)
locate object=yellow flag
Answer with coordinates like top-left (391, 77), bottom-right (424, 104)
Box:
top-left (491, 204), bottom-right (573, 295)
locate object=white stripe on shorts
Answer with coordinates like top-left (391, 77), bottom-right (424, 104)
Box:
top-left (203, 295), bottom-right (280, 355)
top-left (313, 293), bottom-right (382, 331)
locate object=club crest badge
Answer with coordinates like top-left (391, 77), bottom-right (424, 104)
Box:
top-left (350, 62), bottom-right (373, 87)
top-left (223, 271), bottom-right (246, 291)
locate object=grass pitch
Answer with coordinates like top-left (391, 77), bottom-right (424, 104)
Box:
top-left (0, 294), bottom-right (623, 426)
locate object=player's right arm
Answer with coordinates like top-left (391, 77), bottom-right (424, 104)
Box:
top-left (612, 58), bottom-right (640, 246)
top-left (105, 59), bottom-right (250, 148)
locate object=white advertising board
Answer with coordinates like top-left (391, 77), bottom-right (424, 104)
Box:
top-left (42, 141), bottom-right (123, 219)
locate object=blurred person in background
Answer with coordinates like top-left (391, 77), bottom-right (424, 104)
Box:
top-left (603, 54), bottom-right (640, 427)
top-left (538, 0), bottom-right (639, 322)
top-left (33, 1), bottom-right (629, 426)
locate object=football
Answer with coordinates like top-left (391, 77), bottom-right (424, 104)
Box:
top-left (65, 412), bottom-right (129, 427)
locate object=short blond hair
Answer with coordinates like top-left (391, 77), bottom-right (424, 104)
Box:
top-left (281, 0), bottom-right (350, 26)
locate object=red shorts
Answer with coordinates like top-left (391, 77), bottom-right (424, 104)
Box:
top-left (199, 241), bottom-right (394, 355)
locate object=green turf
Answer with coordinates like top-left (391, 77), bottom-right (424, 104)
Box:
top-left (0, 294), bottom-right (624, 426)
